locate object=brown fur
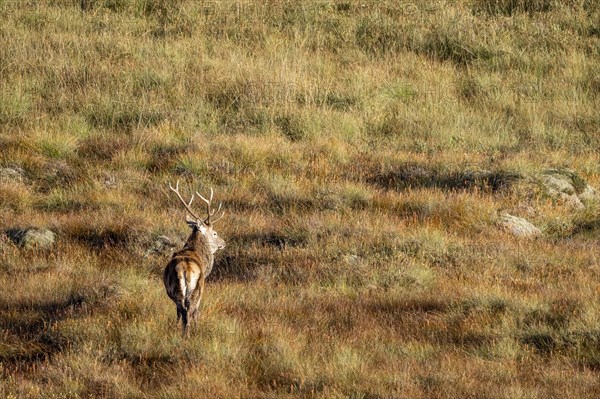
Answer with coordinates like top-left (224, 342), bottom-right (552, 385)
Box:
top-left (163, 227), bottom-right (214, 336)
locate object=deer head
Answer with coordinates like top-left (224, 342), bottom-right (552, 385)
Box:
top-left (169, 181), bottom-right (226, 253)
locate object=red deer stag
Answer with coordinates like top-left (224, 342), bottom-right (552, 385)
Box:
top-left (164, 181), bottom-right (226, 336)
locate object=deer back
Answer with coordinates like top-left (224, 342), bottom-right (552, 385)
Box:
top-left (172, 227), bottom-right (214, 275)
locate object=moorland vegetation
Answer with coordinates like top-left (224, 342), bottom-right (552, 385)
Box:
top-left (1, 0), bottom-right (600, 397)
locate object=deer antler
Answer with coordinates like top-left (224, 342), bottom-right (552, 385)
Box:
top-left (196, 187), bottom-right (225, 226)
top-left (169, 180), bottom-right (202, 221)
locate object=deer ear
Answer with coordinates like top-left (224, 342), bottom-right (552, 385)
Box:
top-left (186, 215), bottom-right (208, 232)
top-left (185, 215), bottom-right (197, 228)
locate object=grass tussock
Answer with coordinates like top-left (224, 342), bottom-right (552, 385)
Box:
top-left (1, 0), bottom-right (600, 397)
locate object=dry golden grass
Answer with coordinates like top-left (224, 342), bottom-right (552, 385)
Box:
top-left (1, 0), bottom-right (600, 397)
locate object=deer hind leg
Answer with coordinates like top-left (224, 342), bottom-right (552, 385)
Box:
top-left (175, 271), bottom-right (191, 337)
top-left (187, 275), bottom-right (206, 335)
top-left (174, 297), bottom-right (189, 337)
top-left (171, 292), bottom-right (189, 337)
top-left (176, 303), bottom-right (184, 324)
top-left (180, 306), bottom-right (189, 337)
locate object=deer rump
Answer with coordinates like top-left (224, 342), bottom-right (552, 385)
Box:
top-left (164, 256), bottom-right (206, 325)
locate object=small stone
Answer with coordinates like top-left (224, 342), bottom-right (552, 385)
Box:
top-left (0, 166), bottom-right (26, 183)
top-left (499, 213), bottom-right (541, 238)
top-left (103, 174), bottom-right (118, 189)
top-left (343, 254), bottom-right (361, 264)
top-left (6, 227), bottom-right (56, 250)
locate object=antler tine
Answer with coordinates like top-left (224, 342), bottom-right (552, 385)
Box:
top-left (195, 189), bottom-right (212, 224)
top-left (211, 208), bottom-right (225, 224)
top-left (195, 191), bottom-right (210, 206)
top-left (210, 201), bottom-right (222, 216)
top-left (195, 187), bottom-right (225, 225)
top-left (169, 180), bottom-right (201, 221)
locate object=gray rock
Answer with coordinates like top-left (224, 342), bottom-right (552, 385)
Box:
top-left (499, 213), bottom-right (541, 238)
top-left (103, 174), bottom-right (118, 189)
top-left (579, 184), bottom-right (598, 203)
top-left (536, 169), bottom-right (598, 209)
top-left (144, 235), bottom-right (180, 257)
top-left (540, 170), bottom-right (578, 195)
top-left (6, 227), bottom-right (56, 250)
top-left (343, 254), bottom-right (361, 264)
top-left (0, 166), bottom-right (26, 183)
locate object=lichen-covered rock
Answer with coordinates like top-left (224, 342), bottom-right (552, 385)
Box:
top-left (578, 184), bottom-right (598, 203)
top-left (0, 166), bottom-right (26, 183)
top-left (144, 235), bottom-right (180, 257)
top-left (103, 174), bottom-right (118, 189)
top-left (499, 213), bottom-right (541, 238)
top-left (536, 169), bottom-right (598, 209)
top-left (6, 227), bottom-right (56, 250)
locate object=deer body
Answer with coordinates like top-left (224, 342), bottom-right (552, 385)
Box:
top-left (163, 182), bottom-right (225, 336)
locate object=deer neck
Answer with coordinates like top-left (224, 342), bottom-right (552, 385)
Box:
top-left (183, 228), bottom-right (213, 262)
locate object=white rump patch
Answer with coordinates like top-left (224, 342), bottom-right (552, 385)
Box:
top-left (179, 277), bottom-right (187, 299)
top-left (187, 273), bottom-right (200, 297)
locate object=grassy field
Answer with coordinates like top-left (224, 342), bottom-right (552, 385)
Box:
top-left (1, 0), bottom-right (600, 397)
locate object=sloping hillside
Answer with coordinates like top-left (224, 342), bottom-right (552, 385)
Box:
top-left (1, 0), bottom-right (600, 397)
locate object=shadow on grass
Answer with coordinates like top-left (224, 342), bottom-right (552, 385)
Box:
top-left (520, 329), bottom-right (600, 370)
top-left (365, 295), bottom-right (452, 315)
top-left (368, 162), bottom-right (521, 192)
top-left (62, 222), bottom-right (144, 252)
top-left (233, 231), bottom-right (310, 249)
top-left (0, 280), bottom-right (116, 370)
top-left (210, 231), bottom-right (311, 282)
top-left (210, 250), bottom-right (271, 283)
top-left (0, 294), bottom-right (85, 367)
